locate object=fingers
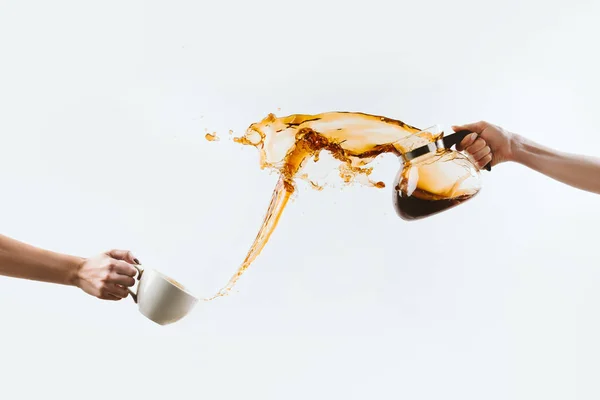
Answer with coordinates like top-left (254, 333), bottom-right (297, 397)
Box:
top-left (471, 144), bottom-right (491, 161)
top-left (80, 250), bottom-right (143, 301)
top-left (456, 132), bottom-right (478, 151)
top-left (98, 289), bottom-right (129, 301)
top-left (110, 259), bottom-right (138, 278)
top-left (107, 249), bottom-right (140, 265)
top-left (107, 271), bottom-right (136, 287)
top-left (108, 284), bottom-right (129, 299)
top-left (452, 122), bottom-right (494, 168)
top-left (99, 285), bottom-right (128, 301)
top-left (476, 153), bottom-right (493, 169)
top-left (99, 258), bottom-right (138, 301)
top-left (453, 121), bottom-right (490, 151)
top-left (464, 139), bottom-right (493, 169)
top-left (97, 284), bottom-right (129, 301)
top-left (100, 293), bottom-right (121, 301)
top-left (466, 137), bottom-right (487, 155)
top-left (96, 280), bottom-right (132, 301)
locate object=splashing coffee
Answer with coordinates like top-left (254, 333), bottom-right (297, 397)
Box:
top-left (206, 112), bottom-right (484, 299)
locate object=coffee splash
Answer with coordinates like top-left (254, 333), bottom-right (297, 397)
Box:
top-left (205, 132), bottom-right (219, 141)
top-left (204, 111), bottom-right (469, 300)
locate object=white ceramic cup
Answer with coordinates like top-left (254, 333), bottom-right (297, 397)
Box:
top-left (128, 266), bottom-right (198, 326)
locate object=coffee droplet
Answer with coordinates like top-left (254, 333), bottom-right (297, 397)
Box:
top-left (205, 132), bottom-right (219, 142)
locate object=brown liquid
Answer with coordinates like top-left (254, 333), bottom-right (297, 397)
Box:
top-left (205, 132), bottom-right (219, 141)
top-left (206, 112), bottom-right (477, 300)
top-left (394, 189), bottom-right (475, 220)
top-left (167, 276), bottom-right (185, 290)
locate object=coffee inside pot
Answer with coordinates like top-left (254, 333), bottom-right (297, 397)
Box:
top-left (393, 125), bottom-right (491, 221)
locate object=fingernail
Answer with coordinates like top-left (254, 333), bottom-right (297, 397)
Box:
top-left (134, 258), bottom-right (141, 265)
top-left (470, 132), bottom-right (477, 140)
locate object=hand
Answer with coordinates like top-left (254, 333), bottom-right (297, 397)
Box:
top-left (453, 121), bottom-right (517, 168)
top-left (75, 249), bottom-right (140, 301)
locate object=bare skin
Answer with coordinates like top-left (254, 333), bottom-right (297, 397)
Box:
top-left (0, 234), bottom-right (140, 301)
top-left (454, 121), bottom-right (600, 195)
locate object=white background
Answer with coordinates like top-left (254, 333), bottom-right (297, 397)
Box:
top-left (1, 0), bottom-right (599, 399)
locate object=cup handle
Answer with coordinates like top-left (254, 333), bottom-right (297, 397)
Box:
top-left (127, 265), bottom-right (144, 304)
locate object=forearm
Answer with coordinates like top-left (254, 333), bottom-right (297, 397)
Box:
top-left (0, 234), bottom-right (83, 286)
top-left (512, 135), bottom-right (600, 194)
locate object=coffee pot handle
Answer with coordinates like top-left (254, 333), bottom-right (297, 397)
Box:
top-left (443, 130), bottom-right (492, 172)
top-left (127, 265), bottom-right (144, 304)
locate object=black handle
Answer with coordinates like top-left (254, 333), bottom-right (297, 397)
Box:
top-left (444, 130), bottom-right (492, 172)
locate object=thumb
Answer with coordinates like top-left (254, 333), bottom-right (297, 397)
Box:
top-left (452, 121), bottom-right (487, 134)
top-left (106, 249), bottom-right (140, 265)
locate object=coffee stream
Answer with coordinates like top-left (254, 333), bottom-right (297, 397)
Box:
top-left (205, 112), bottom-right (473, 300)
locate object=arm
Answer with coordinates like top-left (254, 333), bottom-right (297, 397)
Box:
top-left (0, 234), bottom-right (140, 301)
top-left (511, 135), bottom-right (600, 194)
top-left (0, 234), bottom-right (83, 285)
top-left (453, 121), bottom-right (600, 195)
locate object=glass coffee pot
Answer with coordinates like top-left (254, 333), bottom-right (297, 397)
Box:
top-left (393, 125), bottom-right (492, 221)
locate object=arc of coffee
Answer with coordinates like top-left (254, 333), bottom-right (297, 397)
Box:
top-left (205, 175), bottom-right (292, 300)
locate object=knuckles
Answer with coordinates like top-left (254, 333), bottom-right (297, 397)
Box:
top-left (478, 155), bottom-right (492, 168)
top-left (101, 270), bottom-right (112, 283)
